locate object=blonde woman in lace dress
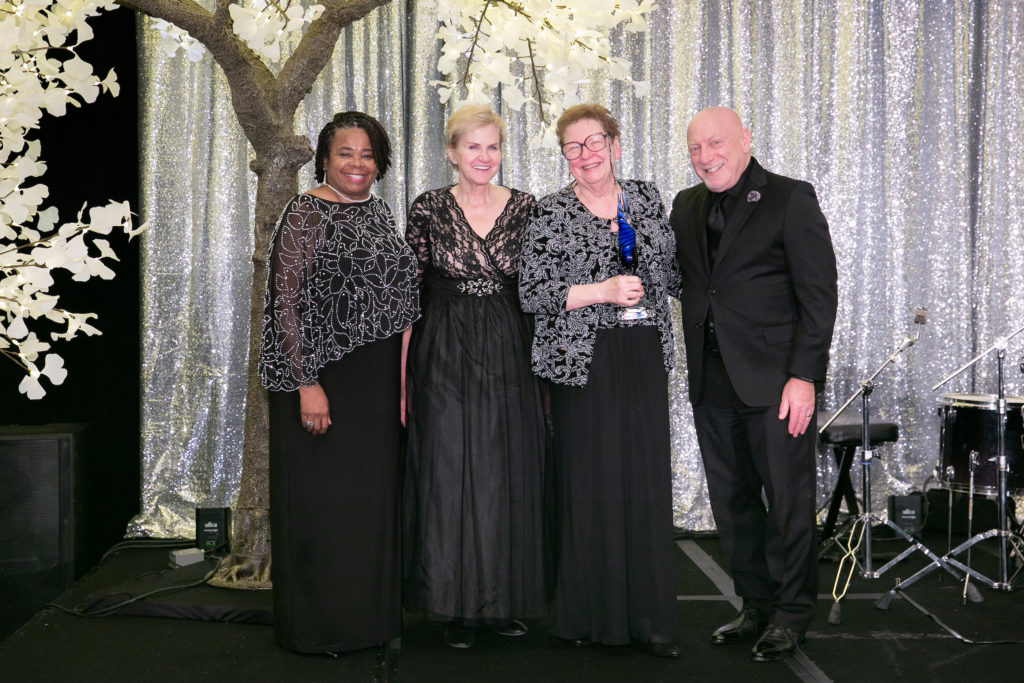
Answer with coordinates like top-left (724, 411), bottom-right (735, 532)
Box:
top-left (404, 104), bottom-right (547, 649)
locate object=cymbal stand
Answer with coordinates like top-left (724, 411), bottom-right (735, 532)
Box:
top-left (877, 323), bottom-right (1024, 607)
top-left (821, 325), bottom-right (968, 620)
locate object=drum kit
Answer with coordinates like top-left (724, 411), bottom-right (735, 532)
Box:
top-left (937, 393), bottom-right (1024, 496)
top-left (821, 312), bottom-right (1024, 619)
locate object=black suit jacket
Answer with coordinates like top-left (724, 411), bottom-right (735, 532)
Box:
top-left (670, 157), bottom-right (838, 407)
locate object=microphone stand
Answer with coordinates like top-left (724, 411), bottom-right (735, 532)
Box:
top-left (877, 322), bottom-right (1024, 606)
top-left (819, 331), bottom-right (962, 581)
top-left (821, 330), bottom-right (965, 597)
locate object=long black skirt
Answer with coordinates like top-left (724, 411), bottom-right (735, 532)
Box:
top-left (404, 276), bottom-right (547, 622)
top-left (268, 333), bottom-right (403, 653)
top-left (549, 326), bottom-right (681, 645)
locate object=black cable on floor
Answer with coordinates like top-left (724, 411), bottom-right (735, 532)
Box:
top-left (897, 590), bottom-right (1024, 645)
top-left (46, 555), bottom-right (226, 618)
top-left (96, 538), bottom-right (195, 566)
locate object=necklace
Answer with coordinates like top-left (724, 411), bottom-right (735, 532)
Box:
top-left (325, 181), bottom-right (368, 203)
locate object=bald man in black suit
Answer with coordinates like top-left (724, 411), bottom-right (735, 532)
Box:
top-left (670, 107), bottom-right (837, 662)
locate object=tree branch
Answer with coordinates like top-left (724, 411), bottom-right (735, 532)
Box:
top-left (0, 349), bottom-right (30, 373)
top-left (276, 0), bottom-right (391, 116)
top-left (460, 1), bottom-right (491, 90)
top-left (118, 0), bottom-right (391, 161)
top-left (213, 0), bottom-right (232, 26)
top-left (117, 0), bottom-right (281, 155)
top-left (526, 38), bottom-right (547, 124)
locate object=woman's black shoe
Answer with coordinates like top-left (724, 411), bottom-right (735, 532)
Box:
top-left (635, 641), bottom-right (681, 658)
top-left (491, 619), bottom-right (528, 636)
top-left (443, 624), bottom-right (476, 648)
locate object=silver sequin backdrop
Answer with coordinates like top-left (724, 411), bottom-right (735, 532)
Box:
top-left (129, 1), bottom-right (1024, 538)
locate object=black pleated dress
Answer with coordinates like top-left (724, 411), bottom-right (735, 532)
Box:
top-left (403, 188), bottom-right (548, 623)
top-left (547, 326), bottom-right (681, 645)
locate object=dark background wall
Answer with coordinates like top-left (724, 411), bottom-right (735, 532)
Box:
top-left (1, 9), bottom-right (141, 555)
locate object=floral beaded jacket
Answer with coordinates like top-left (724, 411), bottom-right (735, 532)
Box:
top-left (518, 179), bottom-right (681, 386)
top-left (258, 194), bottom-right (419, 392)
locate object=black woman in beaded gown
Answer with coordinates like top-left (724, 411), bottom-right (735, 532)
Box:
top-left (259, 113), bottom-right (418, 654)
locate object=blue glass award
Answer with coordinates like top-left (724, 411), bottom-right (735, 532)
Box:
top-left (616, 191), bottom-right (649, 321)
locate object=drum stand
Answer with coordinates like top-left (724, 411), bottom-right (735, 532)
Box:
top-left (821, 327), bottom-right (968, 620)
top-left (877, 323), bottom-right (1024, 607)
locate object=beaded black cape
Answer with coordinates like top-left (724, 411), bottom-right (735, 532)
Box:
top-left (259, 194), bottom-right (419, 391)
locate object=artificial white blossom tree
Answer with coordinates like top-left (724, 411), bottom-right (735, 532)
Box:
top-left (1, 0), bottom-right (144, 400)
top-left (433, 0), bottom-right (659, 146)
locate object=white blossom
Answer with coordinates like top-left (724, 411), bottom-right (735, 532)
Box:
top-left (149, 2), bottom-right (325, 65)
top-left (2, 1), bottom-right (143, 398)
top-left (152, 19), bottom-right (205, 62)
top-left (227, 1), bottom-right (325, 63)
top-left (434, 0), bottom-right (658, 146)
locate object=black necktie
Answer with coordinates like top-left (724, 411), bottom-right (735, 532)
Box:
top-left (703, 193), bottom-right (726, 354)
top-left (706, 193), bottom-right (725, 265)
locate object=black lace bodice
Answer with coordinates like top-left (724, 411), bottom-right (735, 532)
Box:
top-left (405, 187), bottom-right (537, 283)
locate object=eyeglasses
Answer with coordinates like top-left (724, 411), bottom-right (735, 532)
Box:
top-left (561, 132), bottom-right (610, 160)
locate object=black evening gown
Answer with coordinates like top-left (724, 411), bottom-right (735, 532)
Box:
top-left (404, 188), bottom-right (548, 623)
top-left (260, 194), bottom-right (419, 653)
top-left (269, 335), bottom-right (403, 652)
top-left (547, 326), bottom-right (681, 645)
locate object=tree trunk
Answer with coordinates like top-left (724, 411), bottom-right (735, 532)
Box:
top-left (207, 137), bottom-right (312, 589)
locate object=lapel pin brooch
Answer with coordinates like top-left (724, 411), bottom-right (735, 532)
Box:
top-left (746, 190), bottom-right (761, 203)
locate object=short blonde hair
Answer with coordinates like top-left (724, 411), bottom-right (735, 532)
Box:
top-left (446, 104), bottom-right (506, 149)
top-left (555, 104), bottom-right (621, 144)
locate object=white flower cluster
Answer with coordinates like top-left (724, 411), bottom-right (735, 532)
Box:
top-left (151, 18), bottom-right (205, 63)
top-left (151, 1), bottom-right (325, 64)
top-left (434, 0), bottom-right (658, 147)
top-left (1, 0), bottom-right (145, 398)
top-left (229, 1), bottom-right (325, 62)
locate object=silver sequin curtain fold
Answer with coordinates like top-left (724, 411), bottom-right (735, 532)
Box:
top-left (130, 1), bottom-right (1024, 538)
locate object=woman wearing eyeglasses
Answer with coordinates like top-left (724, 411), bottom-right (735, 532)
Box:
top-left (519, 104), bottom-right (682, 658)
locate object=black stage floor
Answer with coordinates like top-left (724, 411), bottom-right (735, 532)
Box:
top-left (1, 530), bottom-right (1023, 682)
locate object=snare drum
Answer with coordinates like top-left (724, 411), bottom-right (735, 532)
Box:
top-left (936, 393), bottom-right (1024, 495)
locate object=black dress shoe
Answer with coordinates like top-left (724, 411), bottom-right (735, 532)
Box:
top-left (635, 641), bottom-right (681, 658)
top-left (750, 624), bottom-right (804, 662)
top-left (710, 608), bottom-right (768, 645)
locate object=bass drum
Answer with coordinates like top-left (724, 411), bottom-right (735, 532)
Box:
top-left (936, 393), bottom-right (1024, 495)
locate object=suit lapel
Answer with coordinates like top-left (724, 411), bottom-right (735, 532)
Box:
top-left (713, 159), bottom-right (767, 271)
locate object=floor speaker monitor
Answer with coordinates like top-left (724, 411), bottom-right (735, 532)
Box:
top-left (0, 424), bottom-right (97, 606)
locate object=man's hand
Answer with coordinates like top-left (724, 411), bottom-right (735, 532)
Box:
top-left (778, 377), bottom-right (815, 437)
